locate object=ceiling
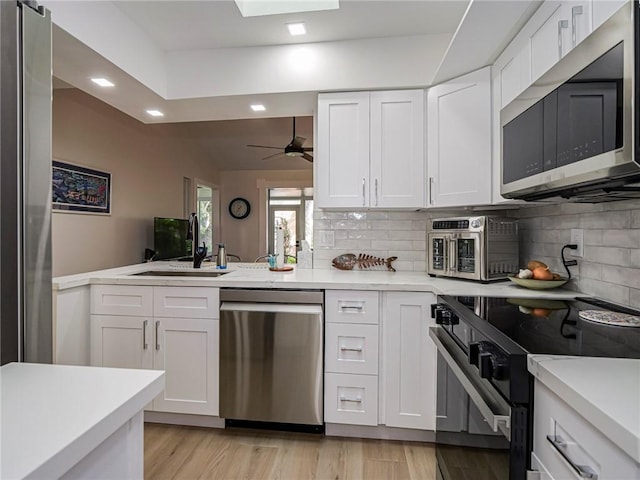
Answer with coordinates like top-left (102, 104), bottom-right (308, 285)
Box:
top-left (49, 0), bottom-right (538, 172)
top-left (112, 1), bottom-right (468, 51)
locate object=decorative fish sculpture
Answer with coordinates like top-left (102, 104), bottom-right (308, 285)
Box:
top-left (332, 253), bottom-right (397, 272)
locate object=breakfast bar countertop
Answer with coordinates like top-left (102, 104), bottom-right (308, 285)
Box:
top-left (0, 363), bottom-right (164, 479)
top-left (52, 261), bottom-right (579, 299)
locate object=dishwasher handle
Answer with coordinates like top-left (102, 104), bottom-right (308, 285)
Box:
top-left (220, 302), bottom-right (323, 315)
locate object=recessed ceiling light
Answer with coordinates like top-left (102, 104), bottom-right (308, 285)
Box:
top-left (146, 109), bottom-right (164, 117)
top-left (91, 78), bottom-right (114, 87)
top-left (234, 0), bottom-right (338, 17)
top-left (287, 22), bottom-right (306, 36)
top-left (250, 104), bottom-right (266, 112)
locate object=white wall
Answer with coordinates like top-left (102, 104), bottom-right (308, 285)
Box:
top-left (220, 170), bottom-right (312, 262)
top-left (516, 200), bottom-right (640, 309)
top-left (52, 89), bottom-right (219, 276)
top-left (166, 34), bottom-right (451, 99)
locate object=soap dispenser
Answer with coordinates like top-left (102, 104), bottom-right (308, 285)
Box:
top-left (216, 243), bottom-right (227, 269)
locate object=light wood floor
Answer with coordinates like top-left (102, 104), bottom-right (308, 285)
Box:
top-left (144, 423), bottom-right (437, 480)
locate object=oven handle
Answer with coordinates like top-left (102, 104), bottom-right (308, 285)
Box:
top-left (449, 237), bottom-right (457, 272)
top-left (429, 326), bottom-right (512, 440)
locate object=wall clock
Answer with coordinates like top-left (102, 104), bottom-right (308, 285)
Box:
top-left (228, 197), bottom-right (251, 219)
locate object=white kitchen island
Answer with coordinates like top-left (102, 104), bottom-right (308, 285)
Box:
top-left (0, 362), bottom-right (164, 480)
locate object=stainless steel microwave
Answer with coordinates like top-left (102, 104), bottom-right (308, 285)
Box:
top-left (426, 216), bottom-right (519, 282)
top-left (501, 2), bottom-right (640, 202)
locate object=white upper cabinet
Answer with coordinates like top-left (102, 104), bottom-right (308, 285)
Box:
top-left (427, 67), bottom-right (492, 208)
top-left (316, 92), bottom-right (370, 208)
top-left (316, 90), bottom-right (425, 209)
top-left (529, 1), bottom-right (592, 82)
top-left (592, 0), bottom-right (626, 29)
top-left (498, 44), bottom-right (530, 109)
top-left (370, 90), bottom-right (425, 208)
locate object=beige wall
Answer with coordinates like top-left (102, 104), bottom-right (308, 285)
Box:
top-left (52, 89), bottom-right (219, 276)
top-left (220, 170), bottom-right (312, 262)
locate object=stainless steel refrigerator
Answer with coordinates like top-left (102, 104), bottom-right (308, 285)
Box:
top-left (0, 0), bottom-right (52, 365)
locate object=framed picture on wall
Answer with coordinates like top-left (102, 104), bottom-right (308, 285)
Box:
top-left (52, 160), bottom-right (112, 214)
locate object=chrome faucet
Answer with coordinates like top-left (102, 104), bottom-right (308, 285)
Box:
top-left (187, 213), bottom-right (207, 268)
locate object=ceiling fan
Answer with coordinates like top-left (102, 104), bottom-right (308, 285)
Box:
top-left (247, 117), bottom-right (313, 162)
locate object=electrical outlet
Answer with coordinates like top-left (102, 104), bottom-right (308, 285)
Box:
top-left (317, 231), bottom-right (335, 248)
top-left (570, 229), bottom-right (584, 257)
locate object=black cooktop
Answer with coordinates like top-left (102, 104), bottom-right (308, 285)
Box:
top-left (452, 296), bottom-right (640, 359)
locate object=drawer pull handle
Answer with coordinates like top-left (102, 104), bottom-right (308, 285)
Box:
top-left (340, 305), bottom-right (364, 312)
top-left (546, 435), bottom-right (598, 479)
top-left (340, 345), bottom-right (363, 352)
top-left (339, 395), bottom-right (362, 403)
top-left (143, 320), bottom-right (148, 350)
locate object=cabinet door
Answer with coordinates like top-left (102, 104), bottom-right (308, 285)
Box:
top-left (427, 67), bottom-right (491, 207)
top-left (499, 44), bottom-right (529, 108)
top-left (592, 0), bottom-right (626, 30)
top-left (316, 92), bottom-right (371, 208)
top-left (529, 1), bottom-right (592, 82)
top-left (370, 90), bottom-right (425, 208)
top-left (152, 318), bottom-right (218, 416)
top-left (530, 2), bottom-right (566, 82)
top-left (90, 315), bottom-right (152, 369)
top-left (382, 292), bottom-right (436, 430)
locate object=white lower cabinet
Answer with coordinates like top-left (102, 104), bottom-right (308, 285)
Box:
top-left (324, 290), bottom-right (380, 426)
top-left (382, 292), bottom-right (437, 430)
top-left (90, 315), bottom-right (153, 370)
top-left (152, 317), bottom-right (218, 415)
top-left (533, 380), bottom-right (640, 480)
top-left (324, 373), bottom-right (379, 426)
top-left (90, 285), bottom-right (219, 416)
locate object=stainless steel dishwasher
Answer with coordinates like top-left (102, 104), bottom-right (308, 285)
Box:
top-left (219, 289), bottom-right (324, 429)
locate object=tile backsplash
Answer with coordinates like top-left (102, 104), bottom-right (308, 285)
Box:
top-left (312, 209), bottom-right (471, 272)
top-left (513, 199), bottom-right (640, 309)
top-left (313, 201), bottom-right (640, 309)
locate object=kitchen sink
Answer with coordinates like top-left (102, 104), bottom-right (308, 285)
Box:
top-left (131, 270), bottom-right (230, 277)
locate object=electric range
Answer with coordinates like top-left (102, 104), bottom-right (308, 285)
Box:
top-left (429, 295), bottom-right (640, 480)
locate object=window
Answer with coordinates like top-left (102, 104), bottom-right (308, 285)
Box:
top-left (268, 187), bottom-right (313, 261)
top-left (196, 184), bottom-right (213, 253)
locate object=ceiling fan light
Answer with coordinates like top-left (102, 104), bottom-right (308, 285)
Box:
top-left (286, 151), bottom-right (303, 157)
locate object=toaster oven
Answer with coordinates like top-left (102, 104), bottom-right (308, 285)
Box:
top-left (427, 216), bottom-right (519, 281)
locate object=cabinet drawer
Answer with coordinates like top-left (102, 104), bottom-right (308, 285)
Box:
top-left (325, 323), bottom-right (378, 375)
top-left (91, 285), bottom-right (153, 316)
top-left (324, 373), bottom-right (378, 426)
top-left (325, 290), bottom-right (379, 324)
top-left (154, 287), bottom-right (219, 319)
top-left (533, 381), bottom-right (640, 480)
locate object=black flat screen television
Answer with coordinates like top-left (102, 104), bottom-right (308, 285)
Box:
top-left (153, 217), bottom-right (191, 260)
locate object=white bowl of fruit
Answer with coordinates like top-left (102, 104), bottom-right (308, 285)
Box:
top-left (508, 260), bottom-right (568, 290)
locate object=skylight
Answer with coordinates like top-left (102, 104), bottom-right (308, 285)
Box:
top-left (234, 0), bottom-right (338, 18)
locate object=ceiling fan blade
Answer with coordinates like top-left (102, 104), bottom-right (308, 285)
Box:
top-left (302, 152), bottom-right (313, 163)
top-left (247, 144), bottom-right (282, 150)
top-left (302, 147), bottom-right (313, 152)
top-left (291, 136), bottom-right (306, 149)
top-left (262, 151), bottom-right (285, 160)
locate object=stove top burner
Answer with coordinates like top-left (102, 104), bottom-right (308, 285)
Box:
top-left (451, 296), bottom-right (640, 359)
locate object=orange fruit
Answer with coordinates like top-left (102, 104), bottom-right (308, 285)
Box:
top-left (531, 308), bottom-right (552, 317)
top-left (532, 267), bottom-right (553, 280)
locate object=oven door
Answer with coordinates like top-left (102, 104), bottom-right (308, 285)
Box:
top-left (450, 234), bottom-right (482, 281)
top-left (430, 326), bottom-right (524, 480)
top-left (428, 233), bottom-right (450, 276)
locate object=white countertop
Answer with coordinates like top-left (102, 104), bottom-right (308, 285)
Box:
top-left (52, 261), bottom-right (578, 299)
top-left (528, 355), bottom-right (640, 463)
top-left (0, 363), bottom-right (164, 479)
